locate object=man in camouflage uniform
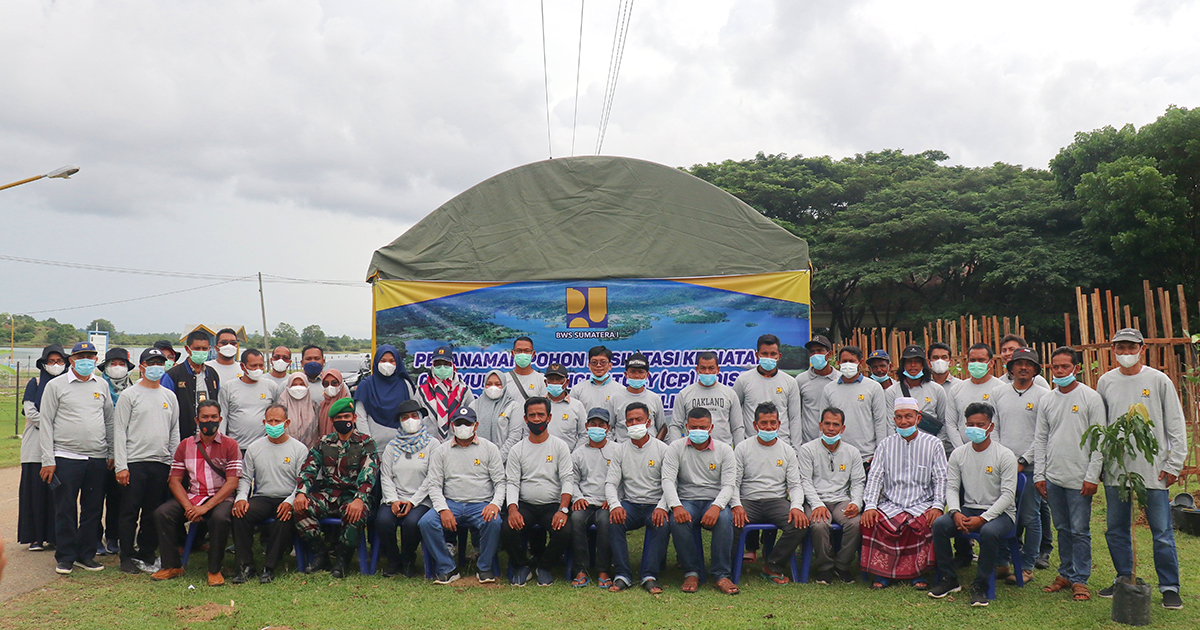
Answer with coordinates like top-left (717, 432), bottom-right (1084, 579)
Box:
top-left (293, 397), bottom-right (378, 578)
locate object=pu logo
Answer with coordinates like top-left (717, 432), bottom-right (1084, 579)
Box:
top-left (709, 463), bottom-right (716, 470)
top-left (546, 455), bottom-right (554, 463)
top-left (1072, 405), bottom-right (1079, 413)
top-left (1142, 389), bottom-right (1151, 397)
top-left (418, 453), bottom-right (426, 459)
top-left (473, 459), bottom-right (481, 466)
top-left (648, 460), bottom-right (655, 467)
top-left (982, 394), bottom-right (989, 400)
top-left (566, 287), bottom-right (608, 328)
top-left (561, 413), bottom-right (569, 420)
top-left (776, 387), bottom-right (783, 394)
top-left (776, 459), bottom-right (783, 467)
top-left (284, 457), bottom-right (291, 464)
top-left (94, 392), bottom-right (101, 399)
top-left (924, 397), bottom-right (931, 404)
top-left (1026, 402), bottom-right (1034, 410)
top-left (839, 464), bottom-right (846, 471)
top-left (605, 459), bottom-right (610, 466)
top-left (986, 466), bottom-right (993, 474)
top-left (858, 394), bottom-right (865, 401)
top-left (260, 394), bottom-right (266, 400)
top-left (163, 402), bottom-right (169, 409)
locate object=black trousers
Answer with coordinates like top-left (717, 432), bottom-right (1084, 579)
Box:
top-left (99, 468), bottom-right (123, 545)
top-left (155, 499), bottom-right (232, 574)
top-left (233, 496), bottom-right (295, 570)
top-left (376, 504), bottom-right (432, 569)
top-left (568, 505), bottom-right (611, 574)
top-left (502, 502), bottom-right (572, 572)
top-left (118, 462), bottom-right (171, 562)
top-left (52, 457), bottom-right (107, 565)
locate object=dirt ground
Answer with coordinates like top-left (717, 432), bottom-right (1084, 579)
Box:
top-left (0, 466), bottom-right (58, 602)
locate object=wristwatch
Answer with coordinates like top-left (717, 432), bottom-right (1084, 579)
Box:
top-left (559, 506), bottom-right (570, 515)
top-left (1018, 457), bottom-right (1030, 467)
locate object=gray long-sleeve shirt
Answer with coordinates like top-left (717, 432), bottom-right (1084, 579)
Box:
top-left (379, 437), bottom-right (437, 506)
top-left (547, 396), bottom-right (587, 451)
top-left (991, 381), bottom-right (1050, 463)
top-left (946, 440), bottom-right (1018, 523)
top-left (885, 379), bottom-right (959, 452)
top-left (426, 437), bottom-right (507, 511)
top-left (572, 441), bottom-right (616, 506)
top-left (606, 388), bottom-right (666, 441)
top-left (505, 436), bottom-right (574, 506)
top-left (503, 370), bottom-right (546, 401)
top-left (796, 368), bottom-right (838, 443)
top-left (670, 381), bottom-right (745, 444)
top-left (816, 375), bottom-right (890, 462)
top-left (946, 376), bottom-right (1002, 443)
top-left (661, 437), bottom-right (736, 508)
top-left (114, 382), bottom-right (180, 471)
top-left (218, 378), bottom-right (278, 449)
top-left (796, 438), bottom-right (865, 509)
top-left (235, 436), bottom-right (309, 503)
top-left (732, 438), bottom-right (805, 510)
top-left (732, 368), bottom-right (804, 450)
top-left (570, 377), bottom-right (625, 417)
top-left (604, 437), bottom-right (669, 508)
top-left (39, 371), bottom-right (114, 466)
top-left (1033, 383), bottom-right (1105, 488)
top-left (1095, 366), bottom-right (1189, 491)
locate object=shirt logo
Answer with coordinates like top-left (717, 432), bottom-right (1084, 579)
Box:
top-left (605, 459), bottom-right (611, 465)
top-left (561, 413), bottom-right (569, 420)
top-left (163, 402), bottom-right (169, 409)
top-left (94, 392), bottom-right (101, 399)
top-left (709, 463), bottom-right (716, 470)
top-left (986, 466), bottom-right (993, 474)
top-left (1142, 389), bottom-right (1150, 397)
top-left (1026, 402), bottom-right (1033, 410)
top-left (473, 458), bottom-right (481, 466)
top-left (1071, 405), bottom-right (1079, 413)
top-left (529, 383), bottom-right (535, 390)
top-left (546, 455), bottom-right (554, 462)
top-left (925, 397), bottom-right (931, 404)
top-left (260, 394), bottom-right (266, 399)
top-left (418, 453), bottom-right (426, 459)
top-left (982, 394), bottom-right (989, 400)
top-left (776, 387), bottom-right (783, 394)
top-left (776, 459), bottom-right (783, 467)
top-left (648, 460), bottom-right (655, 467)
top-left (839, 464), bottom-right (846, 471)
top-left (858, 394), bottom-right (865, 401)
top-left (284, 457), bottom-right (291, 463)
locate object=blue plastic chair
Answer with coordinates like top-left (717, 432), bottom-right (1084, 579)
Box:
top-left (293, 517), bottom-right (372, 575)
top-left (731, 524), bottom-right (801, 584)
top-left (934, 473), bottom-right (1028, 599)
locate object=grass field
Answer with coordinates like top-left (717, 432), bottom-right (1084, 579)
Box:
top-left (1, 488), bottom-right (1198, 630)
top-left (1, 365), bottom-right (26, 469)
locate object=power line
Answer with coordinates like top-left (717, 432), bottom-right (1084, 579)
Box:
top-left (570, 0), bottom-right (586, 157)
top-left (22, 277), bottom-right (252, 315)
top-left (540, 0), bottom-right (553, 159)
top-left (596, 0), bottom-right (635, 155)
top-left (0, 254), bottom-right (366, 287)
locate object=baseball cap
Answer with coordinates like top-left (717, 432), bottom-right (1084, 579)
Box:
top-left (451, 407), bottom-right (478, 425)
top-left (586, 407), bottom-right (611, 424)
top-left (900, 345), bottom-right (927, 360)
top-left (70, 341), bottom-right (98, 356)
top-left (867, 349), bottom-right (890, 363)
top-left (805, 335), bottom-right (832, 351)
top-left (431, 345), bottom-right (454, 363)
top-left (625, 352), bottom-right (649, 370)
top-left (139, 348), bottom-right (168, 364)
top-left (546, 362), bottom-right (569, 378)
top-left (1007, 348), bottom-right (1041, 371)
top-left (1111, 328), bottom-right (1145, 344)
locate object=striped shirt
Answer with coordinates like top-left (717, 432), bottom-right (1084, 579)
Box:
top-left (170, 432), bottom-right (242, 505)
top-left (863, 431), bottom-right (947, 518)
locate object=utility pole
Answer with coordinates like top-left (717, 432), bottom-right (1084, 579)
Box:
top-left (258, 272), bottom-right (270, 351)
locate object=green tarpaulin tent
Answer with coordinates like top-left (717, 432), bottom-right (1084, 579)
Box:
top-left (367, 156), bottom-right (809, 282)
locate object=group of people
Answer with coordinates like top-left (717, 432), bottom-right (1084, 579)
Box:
top-left (13, 330), bottom-right (1187, 611)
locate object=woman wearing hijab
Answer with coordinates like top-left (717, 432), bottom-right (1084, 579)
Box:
top-left (375, 399), bottom-right (436, 577)
top-left (416, 346), bottom-right (475, 442)
top-left (18, 344), bottom-right (67, 551)
top-left (353, 344), bottom-right (417, 446)
top-left (281, 372), bottom-right (321, 447)
top-left (97, 347), bottom-right (138, 556)
top-left (470, 369), bottom-right (523, 461)
top-left (318, 368), bottom-right (351, 437)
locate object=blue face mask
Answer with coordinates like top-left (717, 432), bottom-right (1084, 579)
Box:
top-left (626, 378), bottom-right (647, 390)
top-left (870, 374), bottom-right (890, 383)
top-left (757, 429), bottom-right (778, 442)
top-left (590, 372), bottom-right (610, 384)
top-left (1052, 374), bottom-right (1076, 388)
top-left (896, 425), bottom-right (918, 438)
top-left (74, 359), bottom-right (96, 376)
top-left (697, 373), bottom-right (718, 387)
top-left (688, 429), bottom-right (710, 445)
top-left (905, 370), bottom-right (925, 380)
top-left (758, 357), bottom-right (778, 372)
top-left (820, 433), bottom-right (842, 445)
top-left (303, 361), bottom-right (323, 378)
top-left (144, 365), bottom-right (166, 382)
top-left (809, 354), bottom-right (828, 370)
top-left (546, 384), bottom-right (564, 398)
top-left (587, 427), bottom-right (608, 443)
top-left (964, 426), bottom-right (989, 444)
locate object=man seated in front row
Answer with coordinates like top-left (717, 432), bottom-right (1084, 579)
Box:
top-left (569, 408), bottom-right (616, 588)
top-left (860, 397), bottom-right (947, 589)
top-left (151, 401), bottom-right (241, 585)
top-left (293, 398), bottom-right (378, 578)
top-left (797, 407), bottom-right (866, 585)
top-left (663, 407), bottom-right (739, 595)
top-left (731, 402), bottom-right (809, 585)
top-left (605, 403), bottom-right (671, 594)
top-left (929, 402), bottom-right (1018, 607)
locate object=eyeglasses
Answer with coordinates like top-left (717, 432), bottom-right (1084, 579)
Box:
top-left (217, 340), bottom-right (238, 346)
top-left (589, 360), bottom-right (610, 367)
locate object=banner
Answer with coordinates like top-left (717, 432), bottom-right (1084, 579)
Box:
top-left (372, 271), bottom-right (810, 414)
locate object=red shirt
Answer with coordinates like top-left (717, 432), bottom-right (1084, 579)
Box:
top-left (170, 432), bottom-right (242, 504)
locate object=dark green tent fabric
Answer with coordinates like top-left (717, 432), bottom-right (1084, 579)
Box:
top-left (366, 156), bottom-right (809, 282)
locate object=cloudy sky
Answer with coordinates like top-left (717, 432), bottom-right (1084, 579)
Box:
top-left (2, 0), bottom-right (1197, 338)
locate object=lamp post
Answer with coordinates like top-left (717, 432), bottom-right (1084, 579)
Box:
top-left (0, 165), bottom-right (80, 192)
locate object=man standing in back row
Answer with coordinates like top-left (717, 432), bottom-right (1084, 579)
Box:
top-left (504, 337), bottom-right (547, 401)
top-left (795, 336), bottom-right (838, 443)
top-left (732, 334), bottom-right (802, 450)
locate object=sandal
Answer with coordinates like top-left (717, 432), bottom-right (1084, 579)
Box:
top-left (715, 577), bottom-right (740, 595)
top-left (681, 575), bottom-right (700, 593)
top-left (572, 572), bottom-right (590, 588)
top-left (911, 577), bottom-right (930, 589)
top-left (1044, 575), bottom-right (1071, 593)
top-left (871, 577), bottom-right (892, 589)
top-left (608, 576), bottom-right (631, 592)
top-left (761, 568), bottom-right (790, 585)
top-left (1071, 583), bottom-right (1091, 601)
top-left (643, 579), bottom-right (663, 594)
top-left (597, 575), bottom-right (613, 589)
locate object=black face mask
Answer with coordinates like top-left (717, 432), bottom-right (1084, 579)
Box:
top-left (198, 421), bottom-right (220, 437)
top-left (333, 420), bottom-right (355, 435)
top-left (526, 421), bottom-right (548, 436)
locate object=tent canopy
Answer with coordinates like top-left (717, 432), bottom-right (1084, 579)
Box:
top-left (367, 156), bottom-right (809, 282)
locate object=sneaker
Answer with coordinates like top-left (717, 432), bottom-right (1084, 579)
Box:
top-left (55, 561), bottom-right (73, 575)
top-left (433, 571), bottom-right (460, 585)
top-left (120, 558), bottom-right (140, 575)
top-left (95, 543), bottom-right (111, 557)
top-left (928, 579), bottom-right (962, 599)
top-left (814, 569), bottom-right (834, 585)
top-left (1035, 552), bottom-right (1051, 570)
top-left (837, 568), bottom-right (857, 584)
top-left (970, 584), bottom-right (990, 606)
top-left (231, 565), bottom-right (255, 584)
top-left (477, 570), bottom-right (497, 584)
top-left (955, 553), bottom-right (974, 569)
top-left (28, 542), bottom-right (45, 552)
top-left (74, 558), bottom-right (105, 571)
top-left (106, 539), bottom-right (120, 555)
top-left (1005, 569), bottom-right (1033, 585)
top-left (134, 558), bottom-right (162, 574)
top-left (1098, 581), bottom-right (1120, 598)
top-left (1162, 590), bottom-right (1184, 610)
top-left (381, 562), bottom-right (399, 578)
top-left (511, 566), bottom-right (532, 587)
top-left (537, 568), bottom-right (554, 586)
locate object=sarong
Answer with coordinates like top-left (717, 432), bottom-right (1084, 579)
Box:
top-left (860, 512), bottom-right (932, 579)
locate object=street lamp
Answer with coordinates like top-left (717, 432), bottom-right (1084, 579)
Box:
top-left (0, 165), bottom-right (80, 192)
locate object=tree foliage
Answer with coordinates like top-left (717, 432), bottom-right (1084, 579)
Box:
top-left (301, 324), bottom-right (326, 348)
top-left (272, 323), bottom-right (300, 347)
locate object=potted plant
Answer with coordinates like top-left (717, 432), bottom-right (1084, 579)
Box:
top-left (1081, 402), bottom-right (1160, 626)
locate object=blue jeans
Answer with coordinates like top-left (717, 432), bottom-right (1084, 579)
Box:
top-left (998, 472), bottom-right (1040, 569)
top-left (418, 501), bottom-right (501, 576)
top-left (1045, 483), bottom-right (1093, 584)
top-left (670, 499), bottom-right (733, 581)
top-left (610, 501), bottom-right (670, 583)
top-left (1105, 486), bottom-right (1180, 592)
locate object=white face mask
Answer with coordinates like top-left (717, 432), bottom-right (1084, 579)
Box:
top-left (484, 385), bottom-right (504, 400)
top-left (626, 422), bottom-right (649, 440)
top-left (1115, 353), bottom-right (1140, 369)
top-left (244, 368), bottom-right (263, 381)
top-left (288, 385), bottom-right (308, 399)
top-left (218, 344), bottom-right (238, 358)
top-left (377, 362), bottom-right (396, 377)
top-left (45, 363), bottom-right (65, 376)
top-left (930, 359), bottom-right (950, 374)
top-left (839, 362), bottom-right (861, 379)
top-left (452, 424), bottom-right (475, 440)
top-left (105, 365), bottom-right (128, 380)
top-left (324, 385), bottom-right (339, 397)
top-left (271, 359), bottom-right (289, 373)
top-left (400, 418), bottom-right (423, 434)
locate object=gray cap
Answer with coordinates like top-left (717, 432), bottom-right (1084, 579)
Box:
top-left (1112, 328), bottom-right (1145, 344)
top-left (586, 407), bottom-right (611, 424)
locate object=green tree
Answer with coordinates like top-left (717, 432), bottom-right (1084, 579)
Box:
top-left (46, 323), bottom-right (80, 346)
top-left (272, 323), bottom-right (300, 347)
top-left (86, 318), bottom-right (117, 333)
top-left (301, 324), bottom-right (326, 348)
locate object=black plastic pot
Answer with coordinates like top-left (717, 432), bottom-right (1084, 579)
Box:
top-left (1111, 577), bottom-right (1152, 626)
